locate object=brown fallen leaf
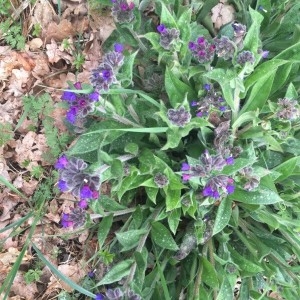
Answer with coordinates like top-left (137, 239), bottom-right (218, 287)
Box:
top-left (45, 39), bottom-right (74, 64)
top-left (211, 2), bottom-right (235, 30)
top-left (9, 272), bottom-right (38, 300)
top-left (43, 19), bottom-right (77, 43)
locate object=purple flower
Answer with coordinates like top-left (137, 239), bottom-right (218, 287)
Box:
top-left (78, 199), bottom-right (88, 209)
top-left (203, 185), bottom-right (220, 199)
top-left (226, 185), bottom-right (235, 194)
top-left (89, 91), bottom-right (100, 101)
top-left (181, 162), bottom-right (190, 171)
top-left (80, 185), bottom-right (93, 199)
top-left (61, 213), bottom-right (73, 228)
top-left (61, 91), bottom-right (76, 102)
top-left (74, 82), bottom-right (82, 89)
top-left (226, 157), bottom-right (234, 165)
top-left (101, 69), bottom-right (113, 81)
top-left (55, 155), bottom-right (69, 169)
top-left (95, 294), bottom-right (104, 300)
top-left (204, 84), bottom-right (211, 91)
top-left (196, 111), bottom-right (203, 117)
top-left (66, 106), bottom-right (78, 124)
top-left (188, 42), bottom-right (196, 50)
top-left (114, 43), bottom-right (124, 53)
top-left (88, 270), bottom-right (95, 278)
top-left (92, 190), bottom-right (99, 199)
top-left (157, 24), bottom-right (166, 34)
top-left (182, 174), bottom-right (191, 182)
top-left (190, 101), bottom-right (198, 107)
top-left (261, 50), bottom-right (269, 58)
top-left (167, 106), bottom-right (191, 127)
top-left (58, 180), bottom-right (69, 192)
top-left (219, 106), bottom-right (227, 112)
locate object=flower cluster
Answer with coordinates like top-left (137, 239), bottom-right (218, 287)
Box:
top-left (236, 50), bottom-right (255, 65)
top-left (154, 173), bottom-right (169, 188)
top-left (188, 37), bottom-right (216, 64)
top-left (213, 36), bottom-right (236, 60)
top-left (90, 44), bottom-right (124, 92)
top-left (191, 84), bottom-right (229, 119)
top-left (167, 106), bottom-right (191, 127)
top-left (111, 0), bottom-right (135, 23)
top-left (95, 287), bottom-right (141, 300)
top-left (61, 208), bottom-right (86, 228)
top-left (61, 82), bottom-right (99, 125)
top-left (181, 150), bottom-right (234, 199)
top-left (276, 98), bottom-right (300, 120)
top-left (238, 167), bottom-right (260, 191)
top-left (157, 24), bottom-right (180, 50)
top-left (189, 22), bottom-right (251, 65)
top-left (202, 175), bottom-right (235, 199)
top-left (55, 155), bottom-right (100, 227)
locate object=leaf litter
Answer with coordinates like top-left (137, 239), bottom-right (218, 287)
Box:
top-left (0, 0), bottom-right (113, 298)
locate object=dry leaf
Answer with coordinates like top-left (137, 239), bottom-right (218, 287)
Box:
top-left (44, 19), bottom-right (76, 43)
top-left (27, 38), bottom-right (43, 51)
top-left (15, 132), bottom-right (49, 169)
top-left (46, 39), bottom-right (73, 64)
top-left (10, 272), bottom-right (38, 300)
top-left (211, 2), bottom-right (235, 30)
top-left (7, 68), bottom-right (31, 97)
top-left (32, 0), bottom-right (57, 29)
top-left (49, 264), bottom-right (86, 292)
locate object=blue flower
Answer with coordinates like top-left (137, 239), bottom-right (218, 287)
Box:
top-left (61, 213), bottom-right (73, 228)
top-left (80, 185), bottom-right (93, 199)
top-left (157, 24), bottom-right (166, 34)
top-left (58, 180), bottom-right (69, 192)
top-left (181, 162), bottom-right (190, 171)
top-left (95, 294), bottom-right (104, 300)
top-left (114, 43), bottom-right (124, 53)
top-left (61, 91), bottom-right (76, 102)
top-left (55, 155), bottom-right (69, 169)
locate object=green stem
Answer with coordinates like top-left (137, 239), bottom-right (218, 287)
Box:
top-left (193, 244), bottom-right (208, 299)
top-left (128, 27), bottom-right (148, 52)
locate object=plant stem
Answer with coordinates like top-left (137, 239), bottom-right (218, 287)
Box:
top-left (193, 244), bottom-right (208, 299)
top-left (128, 27), bottom-right (148, 52)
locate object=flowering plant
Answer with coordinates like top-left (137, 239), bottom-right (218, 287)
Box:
top-left (56, 1), bottom-right (300, 299)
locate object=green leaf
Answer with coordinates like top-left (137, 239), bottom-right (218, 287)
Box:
top-left (213, 198), bottom-right (232, 235)
top-left (216, 276), bottom-right (233, 300)
top-left (134, 248), bottom-right (148, 287)
top-left (243, 7), bottom-right (264, 53)
top-left (273, 157), bottom-right (300, 182)
top-left (229, 246), bottom-right (264, 274)
top-left (97, 259), bottom-right (134, 286)
top-left (144, 32), bottom-right (161, 51)
top-left (229, 187), bottom-right (283, 205)
top-left (97, 214), bottom-right (113, 249)
top-left (274, 41), bottom-right (300, 62)
top-left (242, 59), bottom-right (287, 97)
top-left (167, 208), bottom-right (181, 235)
top-left (165, 67), bottom-right (195, 107)
top-left (201, 256), bottom-right (219, 289)
top-left (240, 71), bottom-right (275, 114)
top-left (285, 82), bottom-right (298, 99)
top-left (145, 186), bottom-right (159, 203)
top-left (116, 229), bottom-right (149, 251)
top-left (166, 188), bottom-right (181, 211)
top-left (159, 1), bottom-right (177, 29)
top-left (151, 221), bottom-right (179, 251)
top-left (119, 51), bottom-right (138, 87)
